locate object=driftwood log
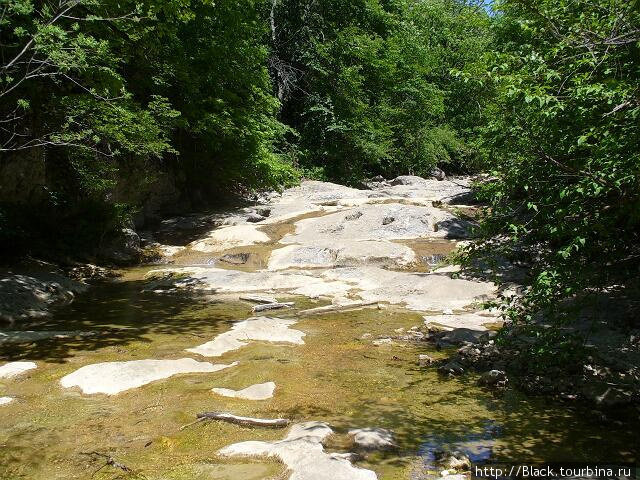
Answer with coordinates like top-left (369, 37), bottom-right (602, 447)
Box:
top-left (240, 294), bottom-right (278, 304)
top-left (299, 301), bottom-right (379, 316)
top-left (252, 302), bottom-right (294, 313)
top-left (181, 412), bottom-right (290, 430)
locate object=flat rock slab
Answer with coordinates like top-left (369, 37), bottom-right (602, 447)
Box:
top-left (212, 381), bottom-right (276, 400)
top-left (423, 313), bottom-right (500, 332)
top-left (60, 358), bottom-right (237, 395)
top-left (146, 265), bottom-right (495, 313)
top-left (267, 241), bottom-right (416, 270)
top-left (189, 225), bottom-right (270, 253)
top-left (219, 421), bottom-right (377, 480)
top-left (280, 203), bottom-right (454, 246)
top-left (0, 396), bottom-right (14, 405)
top-left (348, 428), bottom-right (396, 450)
top-left (187, 316), bottom-right (305, 357)
top-left (0, 361), bottom-right (37, 378)
top-left (146, 267), bottom-right (354, 298)
top-left (323, 267), bottom-right (495, 312)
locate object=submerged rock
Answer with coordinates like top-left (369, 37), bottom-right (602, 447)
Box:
top-left (0, 396), bottom-right (14, 406)
top-left (212, 381), bottom-right (276, 400)
top-left (60, 358), bottom-right (237, 395)
top-left (0, 361), bottom-right (37, 378)
top-left (219, 421), bottom-right (377, 480)
top-left (418, 354), bottom-right (435, 366)
top-left (348, 428), bottom-right (396, 450)
top-left (186, 316), bottom-right (305, 357)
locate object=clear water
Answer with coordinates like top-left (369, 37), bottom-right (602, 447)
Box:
top-left (1, 276), bottom-right (637, 480)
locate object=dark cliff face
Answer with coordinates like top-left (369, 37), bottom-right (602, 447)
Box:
top-left (0, 151), bottom-right (187, 261)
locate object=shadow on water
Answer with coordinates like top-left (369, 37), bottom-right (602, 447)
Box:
top-left (0, 281), bottom-right (638, 480)
top-left (0, 279), bottom-right (243, 363)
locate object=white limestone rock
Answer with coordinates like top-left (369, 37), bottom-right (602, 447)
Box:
top-left (212, 381), bottom-right (276, 400)
top-left (348, 428), bottom-right (396, 450)
top-left (267, 241), bottom-right (416, 270)
top-left (189, 225), bottom-right (270, 253)
top-left (423, 313), bottom-right (501, 332)
top-left (60, 358), bottom-right (237, 395)
top-left (219, 421), bottom-right (377, 480)
top-left (280, 203), bottom-right (452, 245)
top-left (187, 316), bottom-right (305, 357)
top-left (0, 361), bottom-right (37, 378)
top-left (0, 396), bottom-right (14, 405)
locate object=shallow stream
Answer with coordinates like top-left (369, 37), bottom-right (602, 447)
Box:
top-left (0, 277), bottom-right (637, 479)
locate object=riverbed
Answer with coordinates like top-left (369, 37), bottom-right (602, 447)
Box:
top-left (1, 178), bottom-right (637, 479)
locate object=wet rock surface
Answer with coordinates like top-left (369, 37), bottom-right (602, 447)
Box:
top-left (220, 421), bottom-right (378, 480)
top-left (0, 267), bottom-right (86, 324)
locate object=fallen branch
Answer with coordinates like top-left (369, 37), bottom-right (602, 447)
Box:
top-left (252, 302), bottom-right (294, 313)
top-left (299, 301), bottom-right (379, 316)
top-left (181, 412), bottom-right (290, 430)
top-left (80, 451), bottom-right (143, 478)
top-left (240, 294), bottom-right (278, 304)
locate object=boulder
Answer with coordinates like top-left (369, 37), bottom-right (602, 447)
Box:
top-left (390, 175), bottom-right (429, 186)
top-left (255, 207), bottom-right (272, 217)
top-left (100, 227), bottom-right (142, 264)
top-left (247, 213), bottom-right (266, 223)
top-left (438, 328), bottom-right (486, 346)
top-left (438, 360), bottom-right (465, 376)
top-left (478, 370), bottom-right (507, 388)
top-left (435, 219), bottom-right (476, 239)
top-left (0, 271), bottom-right (86, 324)
top-left (430, 167), bottom-right (446, 181)
top-left (435, 450), bottom-right (471, 471)
top-left (418, 354), bottom-right (435, 366)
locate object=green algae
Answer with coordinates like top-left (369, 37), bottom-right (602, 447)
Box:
top-left (0, 281), bottom-right (637, 480)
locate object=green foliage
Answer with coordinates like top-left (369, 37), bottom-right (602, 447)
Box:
top-left (468, 0), bottom-right (640, 335)
top-left (271, 0), bottom-right (492, 183)
top-left (0, 0), bottom-right (298, 255)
